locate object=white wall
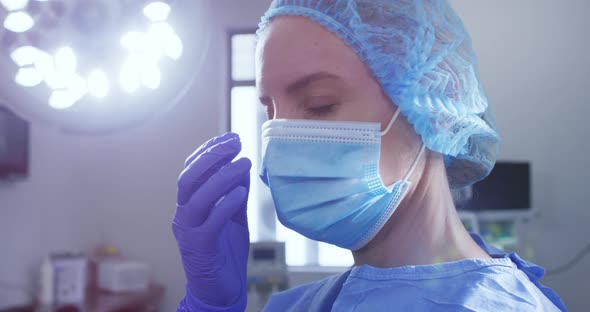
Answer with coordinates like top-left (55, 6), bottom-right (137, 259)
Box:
top-left (0, 126), bottom-right (103, 306)
top-left (0, 0), bottom-right (588, 311)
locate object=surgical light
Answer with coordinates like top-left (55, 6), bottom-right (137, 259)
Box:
top-left (143, 2), bottom-right (171, 22)
top-left (119, 59), bottom-right (141, 94)
top-left (54, 47), bottom-right (77, 74)
top-left (6, 3), bottom-right (187, 108)
top-left (0, 1), bottom-right (209, 133)
top-left (120, 31), bottom-right (163, 63)
top-left (14, 66), bottom-right (42, 87)
top-left (141, 66), bottom-right (160, 90)
top-left (4, 11), bottom-right (34, 32)
top-left (48, 74), bottom-right (87, 109)
top-left (1, 0), bottom-right (29, 12)
top-left (40, 53), bottom-right (66, 90)
top-left (49, 89), bottom-right (79, 110)
top-left (148, 22), bottom-right (183, 60)
top-left (10, 45), bottom-right (38, 66)
top-left (87, 69), bottom-right (109, 98)
top-left (65, 74), bottom-right (87, 100)
top-left (32, 49), bottom-right (56, 85)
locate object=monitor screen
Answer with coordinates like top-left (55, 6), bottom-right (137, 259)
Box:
top-left (455, 162), bottom-right (531, 211)
top-left (0, 106), bottom-right (29, 179)
top-left (253, 248), bottom-right (276, 261)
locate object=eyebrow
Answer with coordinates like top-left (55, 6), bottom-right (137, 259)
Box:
top-left (259, 71), bottom-right (343, 105)
top-left (286, 72), bottom-right (342, 94)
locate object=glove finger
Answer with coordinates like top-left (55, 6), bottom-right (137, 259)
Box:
top-left (231, 173), bottom-right (250, 227)
top-left (177, 137), bottom-right (241, 205)
top-left (202, 186), bottom-right (248, 233)
top-left (183, 132), bottom-right (238, 168)
top-left (176, 157), bottom-right (252, 227)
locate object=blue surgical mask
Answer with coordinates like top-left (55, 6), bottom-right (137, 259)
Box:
top-left (259, 110), bottom-right (426, 250)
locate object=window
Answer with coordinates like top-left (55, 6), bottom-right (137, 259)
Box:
top-left (229, 31), bottom-right (353, 267)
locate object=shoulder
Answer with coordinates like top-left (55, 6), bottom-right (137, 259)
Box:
top-left (462, 263), bottom-right (563, 311)
top-left (469, 233), bottom-right (567, 311)
top-left (263, 281), bottom-right (320, 311)
top-left (263, 270), bottom-right (351, 312)
top-left (342, 258), bottom-right (565, 311)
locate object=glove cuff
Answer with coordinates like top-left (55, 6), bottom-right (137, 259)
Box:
top-left (179, 284), bottom-right (247, 312)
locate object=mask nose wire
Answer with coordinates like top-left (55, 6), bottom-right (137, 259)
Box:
top-left (380, 108), bottom-right (401, 136)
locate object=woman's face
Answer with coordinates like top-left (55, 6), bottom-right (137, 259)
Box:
top-left (255, 16), bottom-right (423, 185)
top-left (256, 16), bottom-right (393, 123)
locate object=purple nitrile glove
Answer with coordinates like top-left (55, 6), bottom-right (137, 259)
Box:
top-left (173, 133), bottom-right (251, 312)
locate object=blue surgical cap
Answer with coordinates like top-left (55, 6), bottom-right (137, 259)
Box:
top-left (257, 0), bottom-right (502, 188)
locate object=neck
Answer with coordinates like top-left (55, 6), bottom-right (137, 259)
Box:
top-left (352, 152), bottom-right (490, 268)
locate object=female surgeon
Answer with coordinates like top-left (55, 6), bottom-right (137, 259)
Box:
top-left (172, 1), bottom-right (567, 311)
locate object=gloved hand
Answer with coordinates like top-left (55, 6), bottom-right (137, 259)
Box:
top-left (173, 132), bottom-right (251, 311)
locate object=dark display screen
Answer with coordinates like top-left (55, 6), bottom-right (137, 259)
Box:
top-left (456, 162), bottom-right (530, 211)
top-left (253, 248), bottom-right (276, 260)
top-left (0, 106), bottom-right (29, 179)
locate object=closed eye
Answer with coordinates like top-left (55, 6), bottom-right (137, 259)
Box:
top-left (305, 104), bottom-right (338, 118)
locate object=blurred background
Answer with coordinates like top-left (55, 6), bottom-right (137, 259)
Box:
top-left (0, 0), bottom-right (588, 311)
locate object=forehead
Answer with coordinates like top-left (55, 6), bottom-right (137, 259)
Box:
top-left (256, 16), bottom-right (366, 95)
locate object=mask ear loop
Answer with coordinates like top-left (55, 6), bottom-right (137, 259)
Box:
top-left (380, 108), bottom-right (402, 136)
top-left (379, 108), bottom-right (425, 183)
top-left (404, 143), bottom-right (426, 182)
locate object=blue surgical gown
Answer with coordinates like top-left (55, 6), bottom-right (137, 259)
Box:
top-left (264, 234), bottom-right (567, 311)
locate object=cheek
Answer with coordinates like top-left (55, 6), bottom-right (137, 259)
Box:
top-left (337, 94), bottom-right (395, 125)
top-left (378, 141), bottom-right (404, 186)
top-left (336, 100), bottom-right (373, 121)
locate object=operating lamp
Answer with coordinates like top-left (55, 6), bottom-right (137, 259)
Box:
top-left (0, 0), bottom-right (210, 133)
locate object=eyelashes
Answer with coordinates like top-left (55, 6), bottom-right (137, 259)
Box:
top-left (304, 104), bottom-right (338, 117)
